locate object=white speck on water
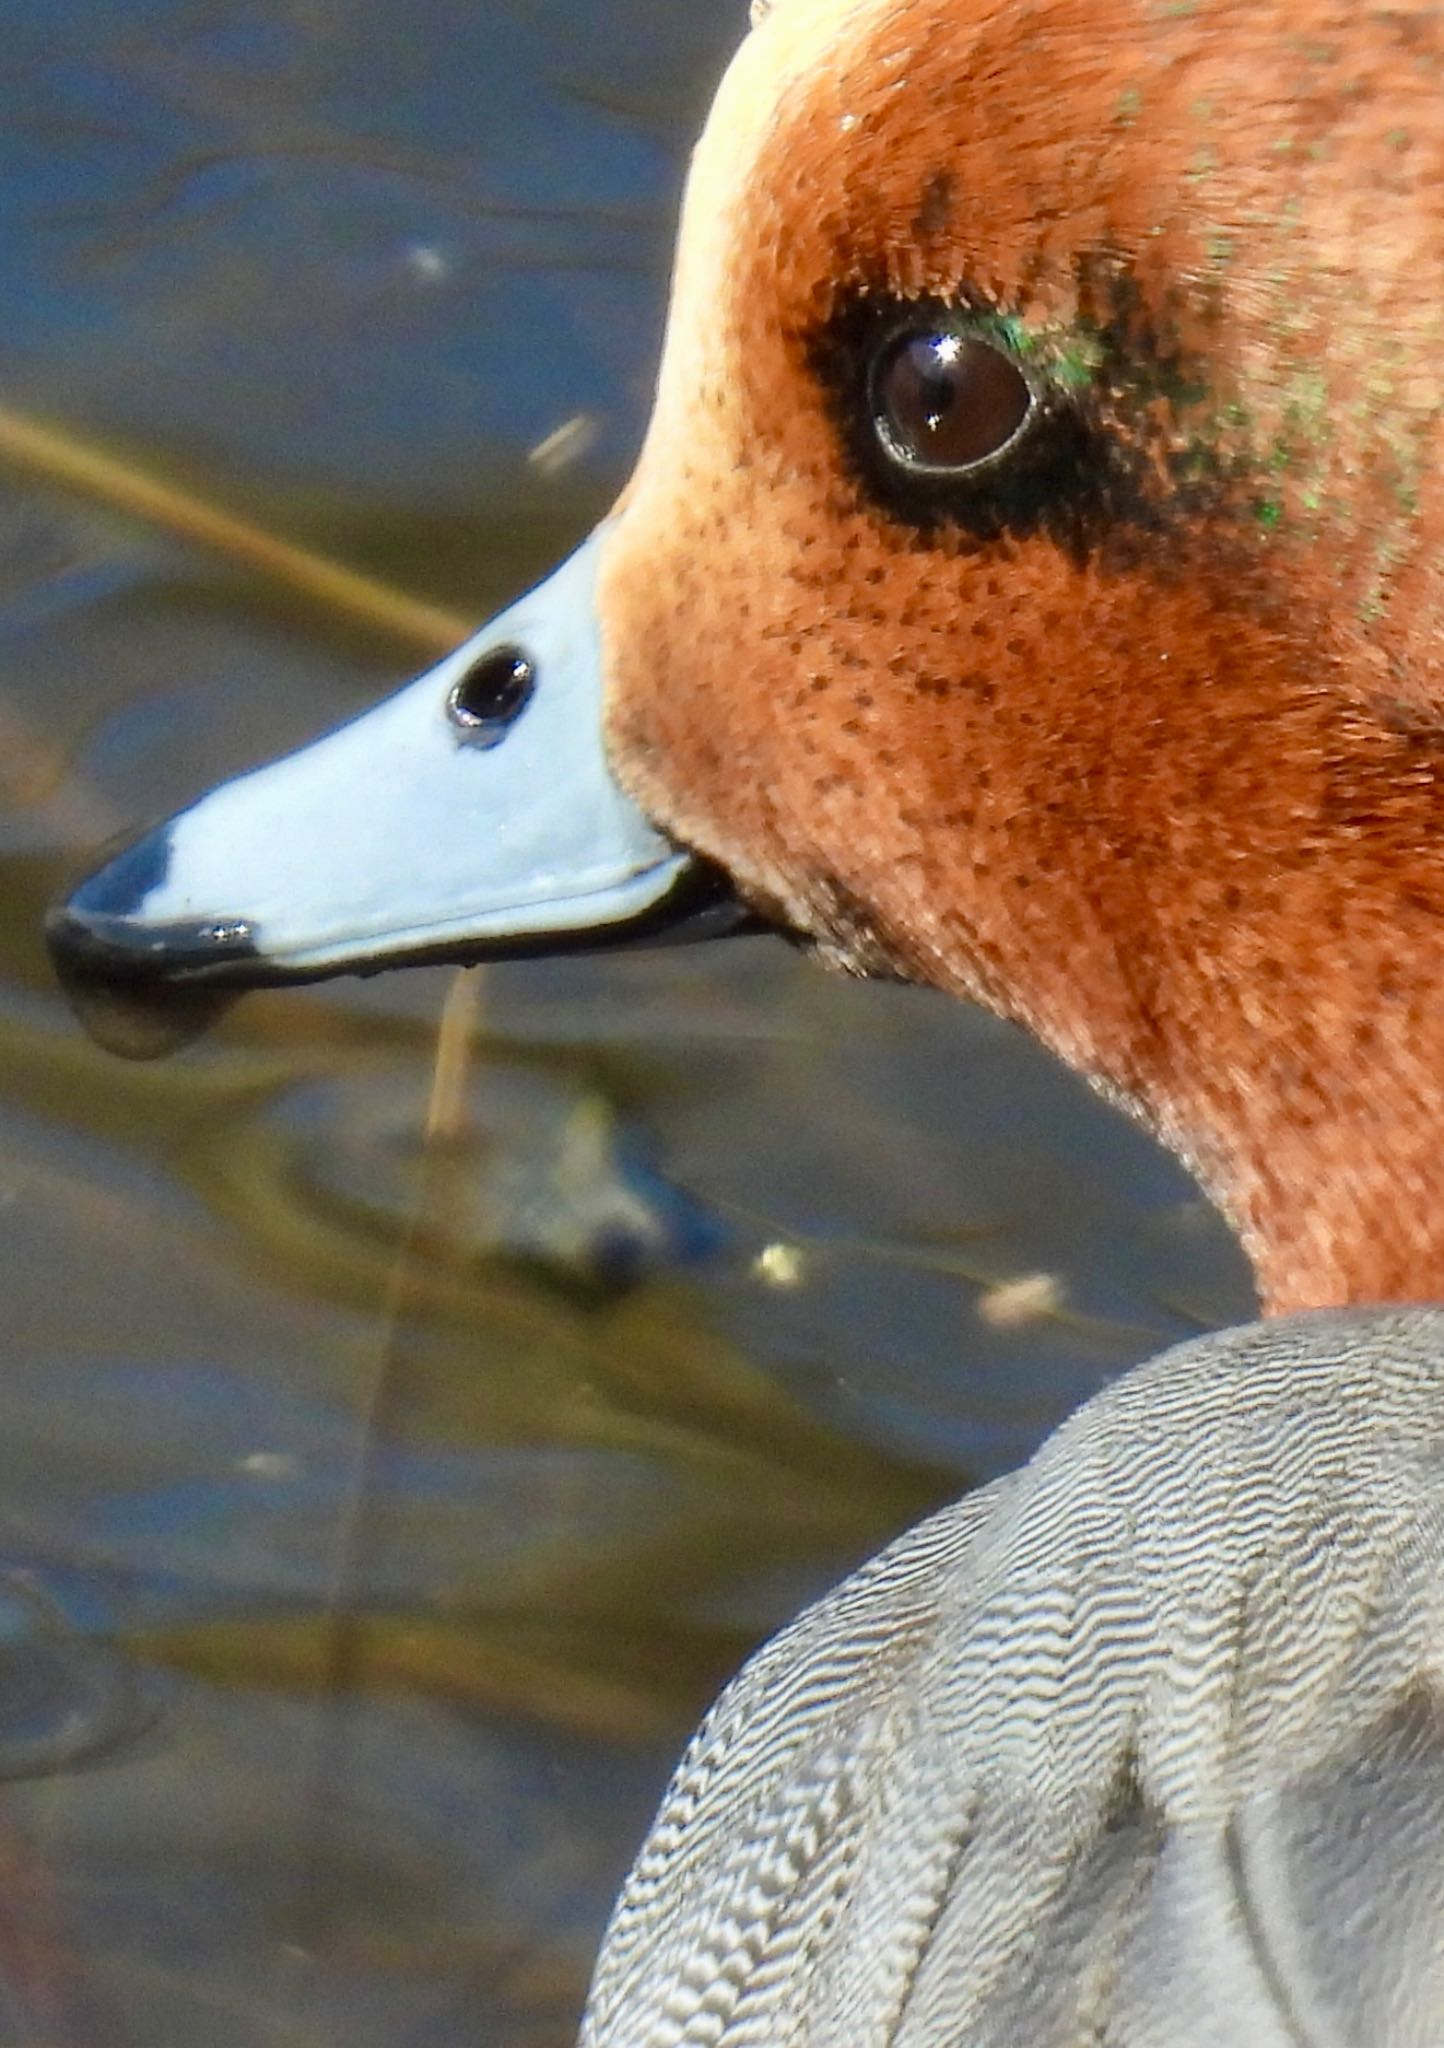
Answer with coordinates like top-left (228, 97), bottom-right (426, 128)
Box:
top-left (405, 241), bottom-right (450, 282)
top-left (754, 1241), bottom-right (806, 1289)
top-left (528, 413), bottom-right (600, 477)
top-left (977, 1271), bottom-right (1064, 1328)
top-left (239, 1451), bottom-right (301, 1481)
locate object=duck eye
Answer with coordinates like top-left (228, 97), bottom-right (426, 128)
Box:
top-left (871, 329), bottom-right (1033, 474)
top-left (447, 644), bottom-right (536, 745)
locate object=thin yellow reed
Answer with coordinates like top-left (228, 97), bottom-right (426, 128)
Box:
top-left (0, 401), bottom-right (477, 654)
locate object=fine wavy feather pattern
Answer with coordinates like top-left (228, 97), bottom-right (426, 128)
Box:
top-left (580, 1308), bottom-right (1444, 2046)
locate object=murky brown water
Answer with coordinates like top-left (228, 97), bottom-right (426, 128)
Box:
top-left (0, 3), bottom-right (1254, 2041)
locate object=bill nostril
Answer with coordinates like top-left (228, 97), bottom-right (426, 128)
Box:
top-left (446, 643), bottom-right (536, 744)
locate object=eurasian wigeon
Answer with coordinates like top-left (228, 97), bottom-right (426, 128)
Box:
top-left (47, 0), bottom-right (1444, 2037)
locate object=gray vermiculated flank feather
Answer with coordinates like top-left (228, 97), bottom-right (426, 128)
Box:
top-left (579, 1306), bottom-right (1444, 2047)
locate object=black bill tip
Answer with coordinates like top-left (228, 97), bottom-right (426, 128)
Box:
top-left (45, 825), bottom-right (258, 1060)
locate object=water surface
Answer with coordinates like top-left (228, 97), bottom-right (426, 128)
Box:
top-left (0, 4), bottom-right (1253, 2041)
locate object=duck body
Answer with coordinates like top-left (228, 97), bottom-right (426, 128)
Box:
top-left (43, 0), bottom-right (1444, 2040)
top-left (585, 1305), bottom-right (1444, 2047)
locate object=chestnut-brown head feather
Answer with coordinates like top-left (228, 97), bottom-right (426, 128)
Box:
top-left (600, 0), bottom-right (1444, 1311)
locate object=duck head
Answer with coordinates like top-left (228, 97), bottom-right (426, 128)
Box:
top-left (50, 0), bottom-right (1444, 1313)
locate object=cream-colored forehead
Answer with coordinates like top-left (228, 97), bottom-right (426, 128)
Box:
top-left (614, 0), bottom-right (907, 524)
top-left (742, 0), bottom-right (884, 52)
top-left (635, 0), bottom-right (912, 492)
top-left (667, 0), bottom-right (892, 317)
top-left (746, 0), bottom-right (886, 28)
top-left (704, 0), bottom-right (890, 158)
top-left (693, 0), bottom-right (910, 202)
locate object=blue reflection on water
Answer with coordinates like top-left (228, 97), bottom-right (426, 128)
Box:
top-left (0, 0), bottom-right (725, 489)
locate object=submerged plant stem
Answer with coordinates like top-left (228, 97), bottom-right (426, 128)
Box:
top-left (283, 969), bottom-right (488, 1966)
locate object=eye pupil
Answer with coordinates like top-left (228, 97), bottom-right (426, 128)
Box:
top-left (448, 645), bottom-right (536, 740)
top-left (873, 331), bottom-right (1033, 473)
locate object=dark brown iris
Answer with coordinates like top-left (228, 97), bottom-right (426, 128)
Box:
top-left (872, 331), bottom-right (1033, 473)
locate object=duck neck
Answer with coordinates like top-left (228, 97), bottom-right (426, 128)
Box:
top-left (1157, 1010), bottom-right (1444, 1317)
top-left (1085, 802), bottom-right (1444, 1318)
top-left (936, 694), bottom-right (1444, 1318)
